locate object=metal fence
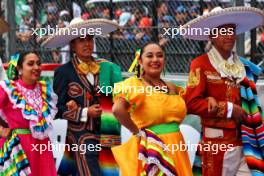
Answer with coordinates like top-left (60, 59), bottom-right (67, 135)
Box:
top-left (0, 0), bottom-right (264, 73)
top-left (251, 0), bottom-right (264, 67)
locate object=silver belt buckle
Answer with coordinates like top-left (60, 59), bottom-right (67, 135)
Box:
top-left (204, 127), bottom-right (224, 138)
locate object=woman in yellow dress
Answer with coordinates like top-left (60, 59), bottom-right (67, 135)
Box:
top-left (111, 42), bottom-right (193, 176)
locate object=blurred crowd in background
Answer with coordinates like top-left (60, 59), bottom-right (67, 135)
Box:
top-left (0, 0), bottom-right (263, 73)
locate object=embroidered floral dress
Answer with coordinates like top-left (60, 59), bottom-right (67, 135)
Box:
top-left (0, 79), bottom-right (57, 176)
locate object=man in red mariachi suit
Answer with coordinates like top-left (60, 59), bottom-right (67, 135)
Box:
top-left (183, 6), bottom-right (264, 176)
top-left (185, 46), bottom-right (247, 175)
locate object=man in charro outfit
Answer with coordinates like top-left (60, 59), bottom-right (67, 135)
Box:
top-left (42, 17), bottom-right (122, 176)
top-left (183, 6), bottom-right (264, 176)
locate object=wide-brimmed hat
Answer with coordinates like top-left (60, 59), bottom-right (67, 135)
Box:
top-left (42, 17), bottom-right (119, 48)
top-left (181, 6), bottom-right (264, 41)
top-left (0, 17), bottom-right (9, 35)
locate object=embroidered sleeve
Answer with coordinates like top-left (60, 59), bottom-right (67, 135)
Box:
top-left (53, 68), bottom-right (83, 122)
top-left (216, 101), bottom-right (228, 118)
top-left (187, 68), bottom-right (201, 88)
top-left (185, 61), bottom-right (227, 118)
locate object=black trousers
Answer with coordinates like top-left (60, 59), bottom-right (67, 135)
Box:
top-left (67, 130), bottom-right (101, 176)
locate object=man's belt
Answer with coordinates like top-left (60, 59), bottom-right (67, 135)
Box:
top-left (203, 127), bottom-right (242, 145)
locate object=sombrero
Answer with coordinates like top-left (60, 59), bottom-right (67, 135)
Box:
top-left (42, 17), bottom-right (119, 48)
top-left (0, 17), bottom-right (9, 35)
top-left (181, 6), bottom-right (264, 41)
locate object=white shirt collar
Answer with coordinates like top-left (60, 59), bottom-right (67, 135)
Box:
top-left (227, 53), bottom-right (234, 65)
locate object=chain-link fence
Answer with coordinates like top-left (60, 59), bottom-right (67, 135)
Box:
top-left (250, 0), bottom-right (264, 68)
top-left (1, 0), bottom-right (264, 73)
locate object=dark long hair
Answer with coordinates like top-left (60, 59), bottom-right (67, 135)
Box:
top-left (136, 41), bottom-right (164, 77)
top-left (12, 51), bottom-right (39, 80)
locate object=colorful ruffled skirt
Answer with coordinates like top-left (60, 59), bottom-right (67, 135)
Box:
top-left (0, 129), bottom-right (57, 176)
top-left (0, 130), bottom-right (31, 176)
top-left (112, 122), bottom-right (193, 176)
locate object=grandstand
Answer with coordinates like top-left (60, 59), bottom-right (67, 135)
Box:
top-left (0, 0), bottom-right (263, 74)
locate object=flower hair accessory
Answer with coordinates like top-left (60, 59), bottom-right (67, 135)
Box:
top-left (7, 53), bottom-right (20, 80)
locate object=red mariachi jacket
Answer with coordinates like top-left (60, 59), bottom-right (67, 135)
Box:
top-left (185, 54), bottom-right (241, 129)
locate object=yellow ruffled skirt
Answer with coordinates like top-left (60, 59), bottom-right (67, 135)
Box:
top-left (112, 131), bottom-right (193, 176)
